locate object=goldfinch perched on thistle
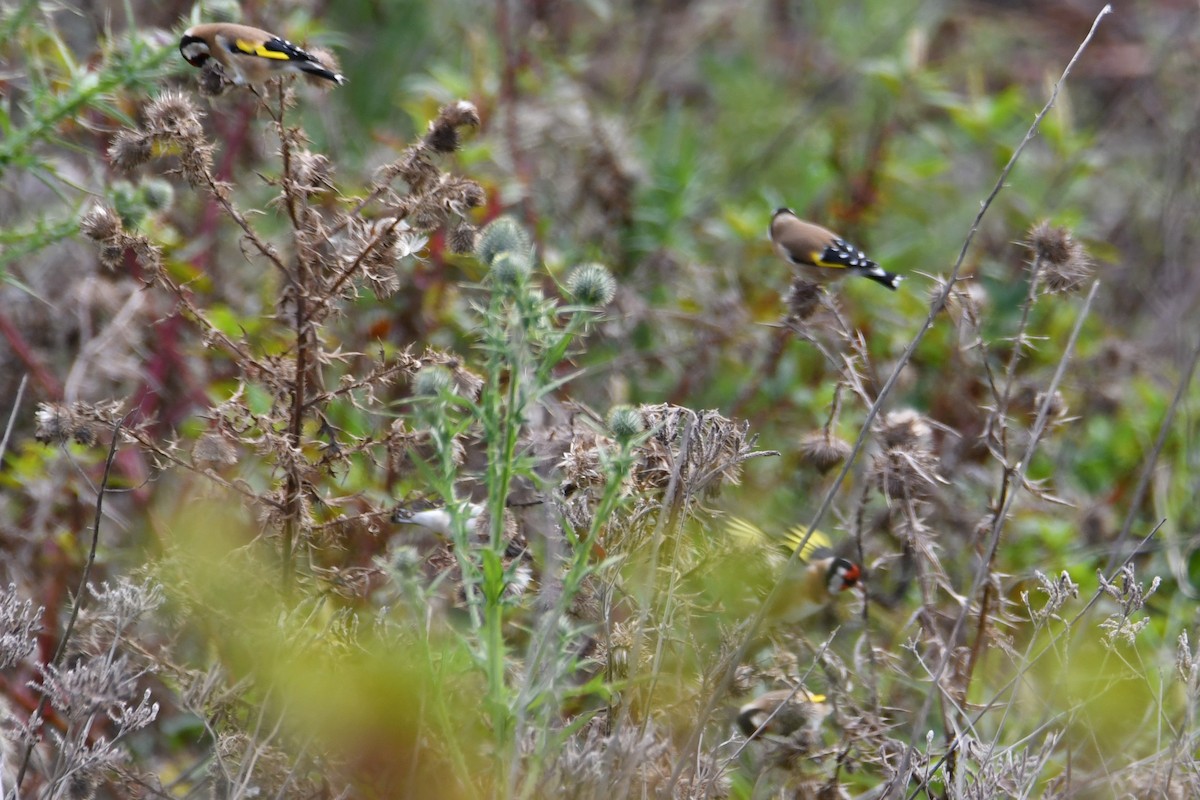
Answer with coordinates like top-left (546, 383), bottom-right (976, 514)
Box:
top-left (179, 24), bottom-right (346, 87)
top-left (737, 687), bottom-right (831, 741)
top-left (770, 208), bottom-right (901, 290)
top-left (726, 517), bottom-right (862, 621)
top-left (390, 501), bottom-right (533, 606)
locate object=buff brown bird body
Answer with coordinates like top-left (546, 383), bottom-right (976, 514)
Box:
top-left (770, 208), bottom-right (900, 290)
top-left (179, 23), bottom-right (345, 87)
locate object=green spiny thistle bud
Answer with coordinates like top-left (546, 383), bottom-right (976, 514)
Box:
top-left (412, 365), bottom-right (453, 397)
top-left (607, 405), bottom-right (644, 441)
top-left (566, 262), bottom-right (617, 307)
top-left (140, 178), bottom-right (175, 213)
top-left (490, 250), bottom-right (532, 288)
top-left (475, 216), bottom-right (532, 267)
top-left (111, 180), bottom-right (146, 229)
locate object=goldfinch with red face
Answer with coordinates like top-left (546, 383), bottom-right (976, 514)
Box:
top-left (179, 23), bottom-right (345, 87)
top-left (770, 208), bottom-right (900, 290)
top-left (726, 517), bottom-right (862, 624)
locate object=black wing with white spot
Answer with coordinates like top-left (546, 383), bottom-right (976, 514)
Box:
top-left (816, 238), bottom-right (878, 271)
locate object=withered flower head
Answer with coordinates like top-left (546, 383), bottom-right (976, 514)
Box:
top-left (108, 130), bottom-right (153, 172)
top-left (144, 90), bottom-right (204, 141)
top-left (877, 409), bottom-right (932, 451)
top-left (443, 100), bottom-right (481, 129)
top-left (448, 223), bottom-right (478, 255)
top-left (870, 447), bottom-right (943, 501)
top-left (292, 150), bottom-right (334, 195)
top-left (1027, 221), bottom-right (1092, 294)
top-left (799, 429), bottom-right (851, 473)
top-left (79, 205), bottom-right (122, 243)
top-left (448, 360), bottom-right (484, 400)
top-left (34, 403), bottom-right (97, 446)
top-left (198, 61), bottom-right (232, 96)
top-left (192, 431), bottom-right (238, 469)
top-left (784, 277), bottom-right (823, 323)
top-left (1035, 389), bottom-right (1068, 420)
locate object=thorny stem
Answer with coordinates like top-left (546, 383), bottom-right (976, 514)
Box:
top-left (666, 6), bottom-right (1113, 793)
top-left (906, 523), bottom-right (1163, 800)
top-left (897, 278), bottom-right (1100, 796)
top-left (272, 85), bottom-right (308, 597)
top-left (14, 412), bottom-right (133, 792)
top-left (0, 373), bottom-right (28, 467)
top-left (615, 417), bottom-right (695, 798)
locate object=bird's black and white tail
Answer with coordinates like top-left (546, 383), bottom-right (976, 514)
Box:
top-left (297, 60), bottom-right (346, 85)
top-left (864, 267), bottom-right (902, 290)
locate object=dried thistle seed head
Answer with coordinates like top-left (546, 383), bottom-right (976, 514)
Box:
top-left (1035, 389), bottom-right (1068, 420)
top-left (607, 405), bottom-right (645, 441)
top-left (929, 276), bottom-right (986, 321)
top-left (108, 129), bottom-right (152, 172)
top-left (870, 447), bottom-right (942, 501)
top-left (130, 236), bottom-right (163, 278)
top-left (448, 362), bottom-right (484, 400)
top-left (198, 61), bottom-right (231, 96)
top-left (302, 47), bottom-right (342, 90)
top-left (1027, 220), bottom-right (1092, 293)
top-left (98, 241), bottom-right (127, 269)
top-left (34, 403), bottom-right (95, 446)
top-left (490, 250), bottom-right (532, 287)
top-left (364, 266), bottom-right (401, 298)
top-left (877, 409), bottom-right (932, 451)
top-left (448, 222), bottom-right (478, 254)
top-left (144, 90), bottom-right (204, 141)
top-left (386, 421), bottom-right (465, 475)
top-left (140, 178), bottom-right (175, 213)
top-left (292, 150), bottom-right (333, 194)
top-left (475, 216), bottom-right (532, 267)
top-left (799, 429), bottom-right (851, 473)
top-left (784, 277), bottom-right (822, 323)
top-left (178, 139), bottom-right (215, 186)
top-left (425, 120), bottom-right (461, 154)
top-left (426, 101), bottom-right (481, 152)
top-left (412, 365), bottom-right (453, 396)
top-left (79, 205), bottom-right (122, 242)
top-left (566, 262), bottom-right (617, 307)
top-left (192, 431), bottom-right (238, 469)
top-left (440, 100), bottom-right (481, 130)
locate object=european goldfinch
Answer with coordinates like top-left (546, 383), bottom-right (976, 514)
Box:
top-left (179, 23), bottom-right (346, 87)
top-left (390, 501), bottom-right (533, 605)
top-left (737, 687), bottom-right (831, 740)
top-left (726, 517), bottom-right (862, 606)
top-left (770, 208), bottom-right (900, 290)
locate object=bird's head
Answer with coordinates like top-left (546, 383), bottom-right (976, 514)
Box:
top-left (179, 31), bottom-right (211, 68)
top-left (825, 557), bottom-right (862, 594)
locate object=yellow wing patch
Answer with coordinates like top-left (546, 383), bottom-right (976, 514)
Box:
top-left (726, 517), bottom-right (832, 563)
top-left (811, 253), bottom-right (848, 269)
top-left (780, 525), bottom-right (832, 561)
top-left (235, 39), bottom-right (291, 60)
